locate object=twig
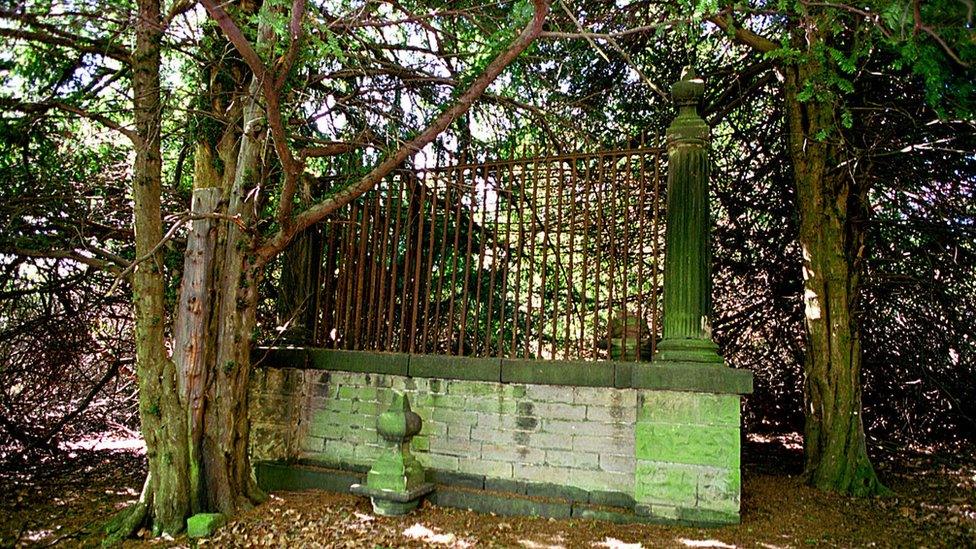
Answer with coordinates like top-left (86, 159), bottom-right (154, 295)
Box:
top-left (107, 211), bottom-right (245, 295)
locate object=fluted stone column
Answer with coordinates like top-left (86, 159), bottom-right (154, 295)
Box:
top-left (655, 66), bottom-right (723, 365)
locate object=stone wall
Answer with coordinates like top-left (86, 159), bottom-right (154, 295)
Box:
top-left (249, 348), bottom-right (750, 525)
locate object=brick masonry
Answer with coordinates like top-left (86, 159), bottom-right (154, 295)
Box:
top-left (250, 365), bottom-right (743, 524)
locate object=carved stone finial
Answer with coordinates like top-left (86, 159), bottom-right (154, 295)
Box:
top-left (351, 392), bottom-right (434, 515)
top-left (671, 65), bottom-right (705, 107)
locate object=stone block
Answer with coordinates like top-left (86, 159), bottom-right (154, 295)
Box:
top-left (525, 384), bottom-right (575, 403)
top-left (635, 423), bottom-right (739, 468)
top-left (634, 462), bottom-right (698, 507)
top-left (481, 443), bottom-right (546, 464)
top-left (586, 405), bottom-right (637, 424)
top-left (600, 454), bottom-right (636, 474)
top-left (533, 402), bottom-right (587, 421)
top-left (545, 449), bottom-right (599, 469)
top-left (187, 513), bottom-right (226, 538)
top-left (458, 458), bottom-right (514, 479)
top-left (574, 387), bottom-right (637, 408)
top-left (416, 453), bottom-right (459, 472)
top-left (572, 434), bottom-right (634, 455)
top-left (428, 436), bottom-right (482, 457)
top-left (638, 391), bottom-right (740, 426)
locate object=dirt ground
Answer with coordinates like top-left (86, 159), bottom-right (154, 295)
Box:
top-left (1, 435), bottom-right (974, 548)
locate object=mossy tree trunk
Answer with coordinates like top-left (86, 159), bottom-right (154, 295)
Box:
top-left (784, 57), bottom-right (886, 496)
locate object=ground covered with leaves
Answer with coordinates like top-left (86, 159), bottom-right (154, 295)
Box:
top-left (2, 436), bottom-right (974, 548)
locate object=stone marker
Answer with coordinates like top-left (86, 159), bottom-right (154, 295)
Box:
top-left (186, 512), bottom-right (226, 538)
top-left (351, 392), bottom-right (434, 515)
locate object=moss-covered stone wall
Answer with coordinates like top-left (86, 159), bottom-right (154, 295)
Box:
top-left (249, 348), bottom-right (750, 525)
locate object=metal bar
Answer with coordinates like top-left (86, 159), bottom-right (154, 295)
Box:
top-left (445, 153), bottom-right (467, 355)
top-left (432, 164), bottom-right (454, 354)
top-left (365, 188), bottom-right (383, 349)
top-left (413, 147), bottom-right (665, 175)
top-left (525, 150), bottom-right (541, 358)
top-left (484, 162), bottom-right (503, 355)
top-left (636, 150), bottom-right (648, 361)
top-left (419, 173), bottom-right (440, 354)
top-left (456, 161), bottom-right (478, 356)
top-left (511, 157), bottom-right (527, 357)
top-left (386, 173), bottom-right (406, 350)
top-left (374, 180), bottom-right (395, 351)
top-left (650, 147), bottom-right (662, 356)
top-left (591, 154), bottom-right (604, 357)
top-left (471, 161), bottom-right (491, 356)
top-left (409, 175), bottom-right (427, 353)
top-left (352, 195), bottom-right (371, 350)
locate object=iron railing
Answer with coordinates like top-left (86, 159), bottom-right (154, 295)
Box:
top-left (311, 145), bottom-right (667, 361)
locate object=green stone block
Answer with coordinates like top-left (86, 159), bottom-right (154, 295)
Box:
top-left (634, 462), bottom-right (697, 506)
top-left (639, 392), bottom-right (740, 426)
top-left (635, 423), bottom-right (739, 467)
top-left (307, 349), bottom-right (409, 375)
top-left (677, 506), bottom-right (739, 525)
top-left (501, 359), bottom-right (614, 387)
top-left (186, 513), bottom-right (226, 538)
top-left (411, 435), bottom-right (430, 452)
top-left (408, 354), bottom-right (501, 381)
top-left (631, 362), bottom-right (753, 394)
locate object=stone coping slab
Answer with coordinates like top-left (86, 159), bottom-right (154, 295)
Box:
top-left (252, 347), bottom-right (752, 394)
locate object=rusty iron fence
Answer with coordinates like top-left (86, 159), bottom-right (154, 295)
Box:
top-left (310, 144), bottom-right (667, 361)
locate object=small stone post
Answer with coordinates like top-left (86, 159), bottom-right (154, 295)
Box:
top-left (351, 392), bottom-right (434, 515)
top-left (655, 66), bottom-right (724, 365)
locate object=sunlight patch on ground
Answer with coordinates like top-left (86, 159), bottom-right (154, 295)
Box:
top-left (402, 523), bottom-right (471, 547)
top-left (518, 539), bottom-right (567, 549)
top-left (62, 434), bottom-right (146, 453)
top-left (678, 538), bottom-right (737, 548)
top-left (592, 537), bottom-right (644, 548)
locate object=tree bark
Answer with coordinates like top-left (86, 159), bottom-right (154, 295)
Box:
top-left (784, 60), bottom-right (886, 496)
top-left (129, 0), bottom-right (191, 536)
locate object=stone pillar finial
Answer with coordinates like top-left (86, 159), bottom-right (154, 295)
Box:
top-left (351, 392), bottom-right (434, 515)
top-left (655, 66), bottom-right (724, 365)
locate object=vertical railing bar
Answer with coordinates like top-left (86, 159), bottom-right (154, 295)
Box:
top-left (408, 176), bottom-right (427, 354)
top-left (484, 162), bottom-right (503, 355)
top-left (608, 153), bottom-right (620, 360)
top-left (386, 173), bottom-right (406, 350)
top-left (320, 218), bottom-right (337, 347)
top-left (551, 158), bottom-right (565, 359)
top-left (636, 151), bottom-right (648, 361)
top-left (445, 153), bottom-right (467, 356)
top-left (352, 193), bottom-right (372, 350)
top-left (511, 158), bottom-right (527, 357)
top-left (373, 180), bottom-right (394, 351)
top-left (365, 187), bottom-right (383, 350)
top-left (621, 151), bottom-right (633, 361)
top-left (399, 173), bottom-right (418, 352)
top-left (592, 154), bottom-right (605, 357)
top-left (536, 154), bottom-right (555, 358)
top-left (342, 208), bottom-right (358, 350)
top-left (565, 158), bottom-right (577, 359)
top-left (432, 164), bottom-right (454, 354)
top-left (470, 162), bottom-right (490, 356)
top-left (651, 145), bottom-right (662, 356)
top-left (525, 149), bottom-right (541, 358)
top-left (457, 159), bottom-right (478, 356)
top-left (419, 173), bottom-right (440, 354)
top-left (579, 157), bottom-right (592, 358)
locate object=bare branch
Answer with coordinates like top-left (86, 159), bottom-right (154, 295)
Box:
top-left (708, 13), bottom-right (778, 53)
top-left (256, 0), bottom-right (553, 262)
top-left (0, 98), bottom-right (142, 145)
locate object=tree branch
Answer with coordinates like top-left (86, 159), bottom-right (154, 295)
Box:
top-left (256, 0), bottom-right (552, 262)
top-left (708, 13), bottom-right (778, 53)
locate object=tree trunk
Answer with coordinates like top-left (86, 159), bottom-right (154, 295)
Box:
top-left (127, 0), bottom-right (191, 536)
top-left (784, 62), bottom-right (886, 496)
